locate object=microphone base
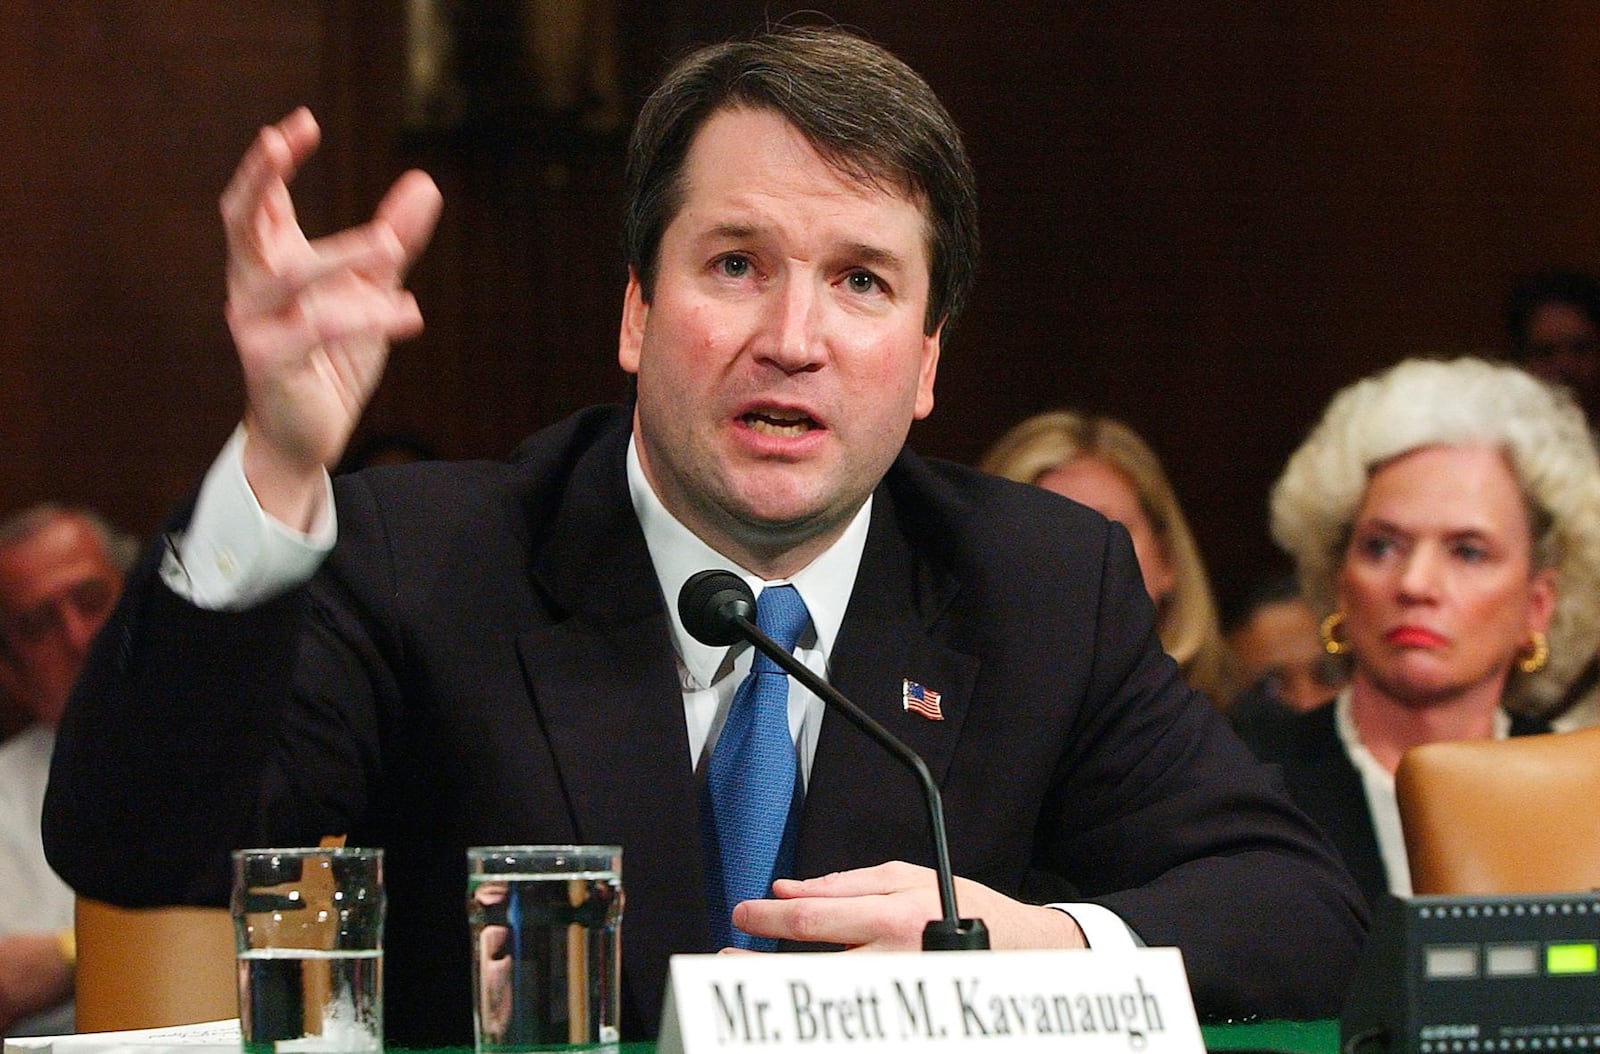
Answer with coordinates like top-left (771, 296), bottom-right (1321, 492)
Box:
top-left (922, 918), bottom-right (990, 950)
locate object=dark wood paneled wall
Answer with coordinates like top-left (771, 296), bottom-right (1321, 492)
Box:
top-left (3, 3), bottom-right (1597, 614)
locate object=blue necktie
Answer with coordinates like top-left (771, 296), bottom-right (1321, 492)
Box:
top-left (703, 584), bottom-right (810, 951)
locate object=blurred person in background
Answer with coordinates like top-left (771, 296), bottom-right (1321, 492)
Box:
top-left (0, 694), bottom-right (29, 744)
top-left (1506, 267), bottom-right (1600, 423)
top-left (1504, 269), bottom-right (1600, 729)
top-left (334, 429), bottom-right (439, 474)
top-left (1226, 574), bottom-right (1349, 716)
top-left (0, 504), bottom-right (136, 1035)
top-left (1242, 358), bottom-right (1600, 911)
top-left (981, 410), bottom-right (1228, 705)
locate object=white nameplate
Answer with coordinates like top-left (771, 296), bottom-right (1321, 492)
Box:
top-left (658, 948), bottom-right (1203, 1053)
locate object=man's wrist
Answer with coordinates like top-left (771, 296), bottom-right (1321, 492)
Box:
top-left (240, 419), bottom-right (332, 534)
top-left (1046, 902), bottom-right (1139, 949)
top-left (164, 422), bottom-right (335, 610)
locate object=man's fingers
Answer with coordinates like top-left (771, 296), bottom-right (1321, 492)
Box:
top-left (735, 862), bottom-right (944, 950)
top-left (271, 106), bottom-right (322, 164)
top-left (732, 902), bottom-right (864, 946)
top-left (233, 281), bottom-right (421, 353)
top-left (377, 170), bottom-right (444, 271)
top-left (734, 894), bottom-right (894, 948)
top-left (298, 285), bottom-right (422, 346)
top-left (229, 221), bottom-right (405, 318)
top-left (772, 861), bottom-right (928, 900)
top-left (230, 178), bottom-right (437, 319)
top-left (307, 222), bottom-right (407, 282)
top-left (221, 110), bottom-right (437, 322)
top-left (220, 108), bottom-right (321, 254)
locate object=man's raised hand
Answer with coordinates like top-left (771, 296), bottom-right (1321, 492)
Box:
top-left (221, 107), bottom-right (442, 528)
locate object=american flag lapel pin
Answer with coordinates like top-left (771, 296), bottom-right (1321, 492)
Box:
top-left (902, 679), bottom-right (944, 721)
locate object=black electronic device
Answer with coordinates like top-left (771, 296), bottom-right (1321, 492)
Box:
top-left (1342, 892), bottom-right (1600, 1054)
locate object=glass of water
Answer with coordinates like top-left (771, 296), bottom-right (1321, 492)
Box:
top-left (466, 845), bottom-right (623, 1052)
top-left (232, 847), bottom-right (385, 1054)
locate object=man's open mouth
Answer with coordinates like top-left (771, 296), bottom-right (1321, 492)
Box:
top-left (743, 410), bottom-right (817, 437)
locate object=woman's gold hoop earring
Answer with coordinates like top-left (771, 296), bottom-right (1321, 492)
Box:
top-left (1320, 612), bottom-right (1348, 656)
top-left (1518, 631), bottom-right (1549, 675)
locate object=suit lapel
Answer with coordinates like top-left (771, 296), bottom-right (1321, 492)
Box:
top-left (513, 419), bottom-right (710, 1027)
top-left (797, 485), bottom-right (980, 878)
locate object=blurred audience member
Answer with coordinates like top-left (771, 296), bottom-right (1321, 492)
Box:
top-left (1227, 575), bottom-right (1348, 714)
top-left (0, 693), bottom-right (28, 744)
top-left (1505, 268), bottom-right (1600, 421)
top-left (0, 504), bottom-right (136, 1035)
top-left (1242, 358), bottom-right (1600, 910)
top-left (336, 430), bottom-right (439, 474)
top-left (981, 410), bottom-right (1227, 704)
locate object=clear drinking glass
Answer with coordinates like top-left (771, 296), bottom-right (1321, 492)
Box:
top-left (466, 845), bottom-right (623, 1052)
top-left (232, 847), bottom-right (385, 1054)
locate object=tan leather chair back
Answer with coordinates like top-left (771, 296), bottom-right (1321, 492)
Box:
top-left (1397, 725), bottom-right (1600, 895)
top-left (74, 896), bottom-right (237, 1032)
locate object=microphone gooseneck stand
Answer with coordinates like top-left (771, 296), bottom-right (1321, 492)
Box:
top-left (679, 569), bottom-right (989, 951)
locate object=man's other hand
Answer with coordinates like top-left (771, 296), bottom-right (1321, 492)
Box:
top-left (728, 861), bottom-right (1087, 951)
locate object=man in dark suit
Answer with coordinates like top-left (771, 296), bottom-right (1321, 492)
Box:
top-left (43, 27), bottom-right (1366, 1045)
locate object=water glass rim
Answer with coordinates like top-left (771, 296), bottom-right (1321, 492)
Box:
top-left (231, 845), bottom-right (383, 860)
top-left (467, 843), bottom-right (621, 853)
top-left (466, 844), bottom-right (622, 872)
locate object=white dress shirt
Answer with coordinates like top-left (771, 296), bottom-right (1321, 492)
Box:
top-left (0, 724), bottom-right (72, 938)
top-left (1335, 689), bottom-right (1512, 898)
top-left (625, 437), bottom-right (861, 785)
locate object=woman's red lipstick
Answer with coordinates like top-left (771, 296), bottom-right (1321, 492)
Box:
top-left (1387, 626), bottom-right (1446, 648)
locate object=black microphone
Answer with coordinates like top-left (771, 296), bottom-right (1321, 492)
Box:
top-left (679, 569), bottom-right (989, 951)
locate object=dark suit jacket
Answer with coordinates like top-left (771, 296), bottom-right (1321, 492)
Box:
top-left (45, 406), bottom-right (1365, 1043)
top-left (1237, 697), bottom-right (1550, 912)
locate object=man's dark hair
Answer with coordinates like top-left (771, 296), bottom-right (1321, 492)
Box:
top-left (1221, 573), bottom-right (1302, 635)
top-left (622, 26), bottom-right (979, 337)
top-left (1505, 268), bottom-right (1600, 355)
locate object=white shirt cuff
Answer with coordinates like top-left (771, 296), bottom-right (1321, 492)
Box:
top-left (1047, 902), bottom-right (1139, 949)
top-left (160, 424), bottom-right (336, 610)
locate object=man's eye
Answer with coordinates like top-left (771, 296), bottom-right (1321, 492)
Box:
top-left (12, 610), bottom-right (53, 642)
top-left (717, 255), bottom-right (752, 278)
top-left (71, 580), bottom-right (115, 618)
top-left (845, 271), bottom-right (879, 294)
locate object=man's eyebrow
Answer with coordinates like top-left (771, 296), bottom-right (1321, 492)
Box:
top-left (848, 242), bottom-right (909, 270)
top-left (699, 226), bottom-right (911, 270)
top-left (705, 222), bottom-right (758, 241)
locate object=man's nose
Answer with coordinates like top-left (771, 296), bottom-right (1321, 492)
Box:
top-left (761, 276), bottom-right (827, 372)
top-left (58, 602), bottom-right (102, 655)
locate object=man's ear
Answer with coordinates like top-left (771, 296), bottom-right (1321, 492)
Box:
top-left (913, 318), bottom-right (943, 421)
top-left (618, 269), bottom-right (648, 376)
